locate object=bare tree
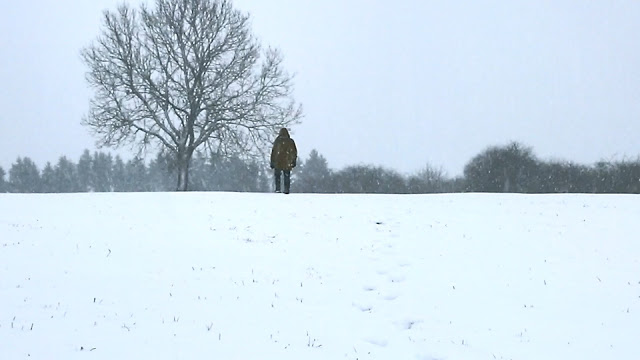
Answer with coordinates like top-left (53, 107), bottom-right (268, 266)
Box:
top-left (81, 0), bottom-right (302, 190)
top-left (407, 165), bottom-right (449, 193)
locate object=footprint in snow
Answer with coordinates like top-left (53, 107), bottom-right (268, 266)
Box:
top-left (380, 293), bottom-right (399, 301)
top-left (352, 302), bottom-right (373, 312)
top-left (364, 337), bottom-right (388, 347)
top-left (363, 285), bottom-right (377, 292)
top-left (388, 274), bottom-right (406, 283)
top-left (394, 318), bottom-right (422, 330)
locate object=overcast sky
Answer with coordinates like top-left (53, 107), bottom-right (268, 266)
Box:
top-left (1, 0), bottom-right (639, 176)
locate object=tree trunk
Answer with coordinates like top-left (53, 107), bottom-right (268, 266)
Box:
top-left (176, 149), bottom-right (193, 191)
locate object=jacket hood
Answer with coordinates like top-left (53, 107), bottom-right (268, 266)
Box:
top-left (278, 128), bottom-right (290, 138)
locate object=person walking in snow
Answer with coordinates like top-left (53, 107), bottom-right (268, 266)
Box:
top-left (270, 128), bottom-right (297, 194)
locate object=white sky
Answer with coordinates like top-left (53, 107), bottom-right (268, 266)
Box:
top-left (1, 0), bottom-right (639, 176)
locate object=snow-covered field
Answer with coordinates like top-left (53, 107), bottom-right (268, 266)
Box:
top-left (1, 192), bottom-right (639, 359)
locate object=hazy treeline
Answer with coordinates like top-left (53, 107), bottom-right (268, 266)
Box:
top-left (2, 142), bottom-right (640, 194)
top-left (0, 150), bottom-right (269, 193)
top-left (296, 143), bottom-right (640, 194)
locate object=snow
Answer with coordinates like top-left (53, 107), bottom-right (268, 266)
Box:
top-left (1, 192), bottom-right (639, 359)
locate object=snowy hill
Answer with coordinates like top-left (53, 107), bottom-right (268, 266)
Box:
top-left (1, 192), bottom-right (639, 359)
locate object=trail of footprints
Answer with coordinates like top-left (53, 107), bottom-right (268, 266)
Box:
top-left (352, 232), bottom-right (425, 352)
top-left (356, 235), bottom-right (407, 306)
top-left (347, 222), bottom-right (444, 359)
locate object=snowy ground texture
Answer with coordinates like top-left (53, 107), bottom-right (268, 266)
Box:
top-left (1, 192), bottom-right (639, 360)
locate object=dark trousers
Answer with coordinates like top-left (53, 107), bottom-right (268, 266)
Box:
top-left (274, 169), bottom-right (291, 193)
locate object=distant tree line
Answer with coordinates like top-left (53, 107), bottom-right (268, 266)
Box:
top-left (2, 142), bottom-right (640, 194)
top-left (1, 150), bottom-right (269, 193)
top-left (294, 144), bottom-right (640, 194)
top-left (461, 142), bottom-right (640, 194)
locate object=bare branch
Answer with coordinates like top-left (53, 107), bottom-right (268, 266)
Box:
top-left (82, 0), bottom-right (302, 190)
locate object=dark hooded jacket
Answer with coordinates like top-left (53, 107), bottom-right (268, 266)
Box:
top-left (270, 128), bottom-right (297, 171)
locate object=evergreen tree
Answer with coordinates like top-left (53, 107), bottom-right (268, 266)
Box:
top-left (0, 166), bottom-right (5, 192)
top-left (77, 149), bottom-right (94, 192)
top-left (296, 149), bottom-right (332, 193)
top-left (9, 157), bottom-right (41, 193)
top-left (93, 151), bottom-right (114, 192)
top-left (148, 152), bottom-right (175, 192)
top-left (112, 156), bottom-right (127, 192)
top-left (40, 162), bottom-right (56, 193)
top-left (124, 158), bottom-right (150, 191)
top-left (53, 156), bottom-right (81, 193)
top-left (189, 151), bottom-right (210, 191)
top-left (227, 156), bottom-right (264, 192)
top-left (206, 153), bottom-right (264, 192)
